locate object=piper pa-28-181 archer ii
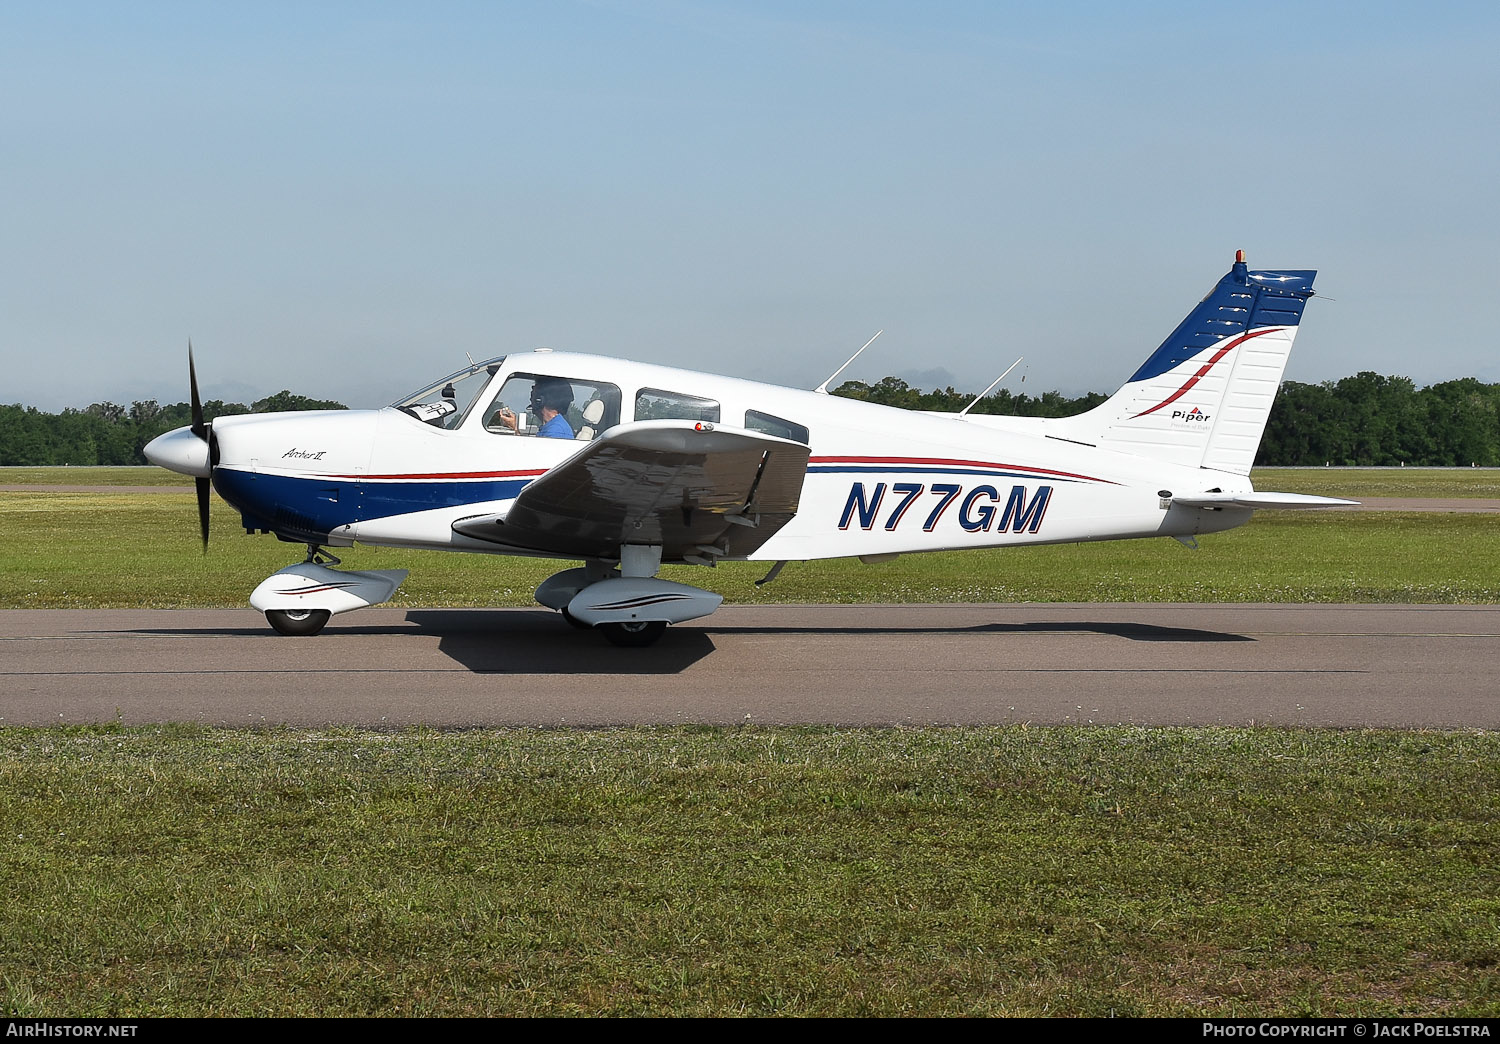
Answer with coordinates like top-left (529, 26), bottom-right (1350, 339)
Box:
top-left (145, 251), bottom-right (1354, 646)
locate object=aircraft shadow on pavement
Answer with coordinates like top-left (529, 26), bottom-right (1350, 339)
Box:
top-left (119, 612), bottom-right (1248, 679)
top-left (403, 610), bottom-right (716, 674)
top-left (394, 616), bottom-right (1253, 671)
top-left (700, 621), bottom-right (1255, 643)
top-left (395, 614), bottom-right (1254, 650)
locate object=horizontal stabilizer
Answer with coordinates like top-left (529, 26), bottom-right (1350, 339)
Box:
top-left (1171, 491), bottom-right (1358, 510)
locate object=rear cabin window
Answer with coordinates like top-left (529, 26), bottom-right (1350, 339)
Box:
top-left (635, 388), bottom-right (720, 423)
top-left (745, 410), bottom-right (809, 444)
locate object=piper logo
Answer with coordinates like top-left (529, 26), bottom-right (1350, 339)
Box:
top-left (1170, 407), bottom-right (1210, 426)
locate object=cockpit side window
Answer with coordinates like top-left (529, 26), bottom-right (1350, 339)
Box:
top-left (745, 410), bottom-right (809, 444)
top-left (635, 388), bottom-right (720, 423)
top-left (484, 374), bottom-right (622, 441)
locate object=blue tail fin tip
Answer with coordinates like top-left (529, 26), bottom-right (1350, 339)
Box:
top-left (1127, 253), bottom-right (1317, 384)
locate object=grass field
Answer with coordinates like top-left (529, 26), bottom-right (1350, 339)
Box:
top-left (3, 469), bottom-right (1498, 1016)
top-left (0, 466), bottom-right (189, 486)
top-left (1253, 468), bottom-right (1500, 499)
top-left (3, 725), bottom-right (1496, 1017)
top-left (2, 489), bottom-right (1497, 608)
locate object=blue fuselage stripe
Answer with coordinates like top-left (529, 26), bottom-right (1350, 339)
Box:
top-left (213, 469), bottom-right (535, 537)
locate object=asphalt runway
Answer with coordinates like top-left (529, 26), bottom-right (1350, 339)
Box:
top-left (2, 603), bottom-right (1495, 728)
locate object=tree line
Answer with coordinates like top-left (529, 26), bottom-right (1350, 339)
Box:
top-left (0, 392), bottom-right (347, 467)
top-left (829, 371), bottom-right (1500, 467)
top-left (3, 372), bottom-right (1498, 467)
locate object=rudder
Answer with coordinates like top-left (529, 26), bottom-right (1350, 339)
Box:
top-left (1049, 251), bottom-right (1316, 475)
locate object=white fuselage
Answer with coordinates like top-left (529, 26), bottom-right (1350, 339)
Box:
top-left (203, 349), bottom-right (1254, 562)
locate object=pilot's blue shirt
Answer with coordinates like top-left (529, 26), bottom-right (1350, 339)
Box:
top-left (538, 413), bottom-right (574, 439)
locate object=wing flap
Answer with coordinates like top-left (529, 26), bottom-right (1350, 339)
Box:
top-left (452, 420), bottom-right (810, 560)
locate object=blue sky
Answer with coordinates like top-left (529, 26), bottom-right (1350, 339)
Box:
top-left (3, 1), bottom-right (1497, 411)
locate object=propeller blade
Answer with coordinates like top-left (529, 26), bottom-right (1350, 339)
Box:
top-left (195, 476), bottom-right (211, 552)
top-left (189, 341), bottom-right (206, 441)
top-left (189, 343), bottom-right (210, 551)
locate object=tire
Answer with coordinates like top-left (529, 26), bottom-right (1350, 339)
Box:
top-left (265, 608), bottom-right (331, 636)
top-left (597, 620), bottom-right (668, 648)
top-left (560, 607), bottom-right (591, 630)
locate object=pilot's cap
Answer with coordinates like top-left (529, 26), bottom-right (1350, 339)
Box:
top-left (532, 378), bottom-right (573, 413)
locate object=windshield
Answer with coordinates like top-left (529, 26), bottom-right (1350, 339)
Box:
top-left (392, 356), bottom-right (506, 430)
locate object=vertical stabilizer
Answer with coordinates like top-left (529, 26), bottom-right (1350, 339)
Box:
top-left (1048, 252), bottom-right (1316, 475)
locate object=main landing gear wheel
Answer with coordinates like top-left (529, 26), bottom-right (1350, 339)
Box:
top-left (560, 607), bottom-right (591, 630)
top-left (597, 620), bottom-right (667, 648)
top-left (265, 608), bottom-right (331, 636)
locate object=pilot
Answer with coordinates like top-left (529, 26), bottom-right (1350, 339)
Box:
top-left (496, 378), bottom-right (575, 438)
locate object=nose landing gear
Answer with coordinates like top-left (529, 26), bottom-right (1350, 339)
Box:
top-left (250, 543), bottom-right (408, 637)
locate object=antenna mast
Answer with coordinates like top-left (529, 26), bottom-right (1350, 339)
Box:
top-left (958, 357), bottom-right (1024, 417)
top-left (814, 330), bottom-right (883, 395)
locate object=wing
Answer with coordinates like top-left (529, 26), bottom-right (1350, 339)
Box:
top-left (451, 420), bottom-right (810, 562)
